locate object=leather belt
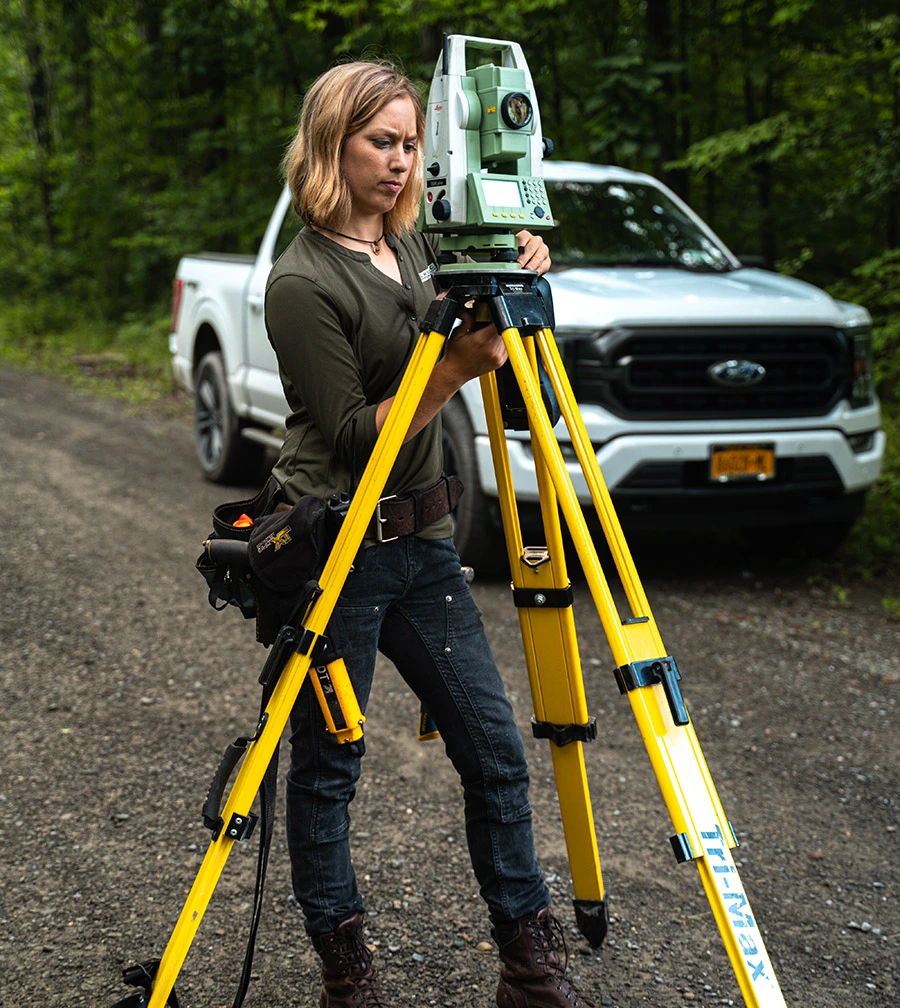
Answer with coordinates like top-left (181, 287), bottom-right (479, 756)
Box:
top-left (371, 475), bottom-right (464, 542)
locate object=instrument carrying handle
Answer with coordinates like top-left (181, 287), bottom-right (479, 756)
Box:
top-left (200, 718), bottom-right (265, 834)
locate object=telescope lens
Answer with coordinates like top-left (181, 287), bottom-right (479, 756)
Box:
top-left (501, 92), bottom-right (533, 129)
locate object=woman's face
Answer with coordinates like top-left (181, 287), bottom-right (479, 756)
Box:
top-left (341, 96), bottom-right (419, 221)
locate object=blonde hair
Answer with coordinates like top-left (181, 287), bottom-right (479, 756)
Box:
top-left (283, 61), bottom-right (425, 236)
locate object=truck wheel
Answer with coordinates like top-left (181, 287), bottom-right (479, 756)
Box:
top-left (441, 396), bottom-right (509, 577)
top-left (193, 350), bottom-right (264, 484)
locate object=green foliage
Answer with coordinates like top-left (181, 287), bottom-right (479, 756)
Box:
top-left (0, 297), bottom-right (173, 404)
top-left (3, 0), bottom-right (899, 314)
top-left (829, 249), bottom-right (900, 404)
top-left (667, 112), bottom-right (803, 175)
top-left (0, 0), bottom-right (899, 578)
top-left (839, 409), bottom-right (900, 575)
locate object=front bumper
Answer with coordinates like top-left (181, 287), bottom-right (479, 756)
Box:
top-left (474, 426), bottom-right (885, 529)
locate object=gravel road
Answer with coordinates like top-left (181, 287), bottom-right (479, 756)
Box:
top-left (0, 367), bottom-right (897, 1008)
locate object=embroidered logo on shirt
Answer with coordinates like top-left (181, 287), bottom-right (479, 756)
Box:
top-left (418, 262), bottom-right (437, 283)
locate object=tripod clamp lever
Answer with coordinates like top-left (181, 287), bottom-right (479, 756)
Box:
top-left (613, 656), bottom-right (690, 726)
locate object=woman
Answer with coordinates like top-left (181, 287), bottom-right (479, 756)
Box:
top-left (265, 60), bottom-right (598, 1008)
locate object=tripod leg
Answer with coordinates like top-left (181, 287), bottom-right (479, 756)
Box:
top-left (492, 323), bottom-right (787, 1007)
top-left (479, 361), bottom-right (609, 947)
top-left (142, 325), bottom-right (452, 1008)
top-left (534, 324), bottom-right (732, 835)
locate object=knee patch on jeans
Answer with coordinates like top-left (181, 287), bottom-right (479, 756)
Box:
top-left (465, 765), bottom-right (533, 825)
top-left (494, 795), bottom-right (533, 824)
top-left (308, 812), bottom-right (352, 844)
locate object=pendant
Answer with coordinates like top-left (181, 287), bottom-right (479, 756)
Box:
top-left (373, 241), bottom-right (381, 255)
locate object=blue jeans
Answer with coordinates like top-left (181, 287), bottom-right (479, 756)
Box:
top-left (285, 535), bottom-right (550, 937)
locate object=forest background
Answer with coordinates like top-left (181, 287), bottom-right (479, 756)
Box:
top-left (1, 0), bottom-right (898, 577)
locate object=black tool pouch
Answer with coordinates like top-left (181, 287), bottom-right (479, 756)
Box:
top-left (247, 495), bottom-right (335, 645)
top-left (196, 478), bottom-right (344, 646)
top-left (195, 479), bottom-right (282, 622)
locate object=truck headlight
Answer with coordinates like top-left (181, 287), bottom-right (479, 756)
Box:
top-left (849, 327), bottom-right (875, 408)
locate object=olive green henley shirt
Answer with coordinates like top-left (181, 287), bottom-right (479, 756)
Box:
top-left (265, 226), bottom-right (451, 538)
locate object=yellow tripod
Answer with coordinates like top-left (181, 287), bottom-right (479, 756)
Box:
top-left (113, 268), bottom-right (787, 1008)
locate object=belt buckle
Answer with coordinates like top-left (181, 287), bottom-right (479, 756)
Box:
top-left (375, 495), bottom-right (400, 543)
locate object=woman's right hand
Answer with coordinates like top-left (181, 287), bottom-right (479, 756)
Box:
top-left (384, 305), bottom-right (508, 441)
top-left (441, 310), bottom-right (508, 385)
top-left (377, 306), bottom-right (507, 439)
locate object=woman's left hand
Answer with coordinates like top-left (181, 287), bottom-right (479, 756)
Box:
top-left (515, 230), bottom-right (551, 275)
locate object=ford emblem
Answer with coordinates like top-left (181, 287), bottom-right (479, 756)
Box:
top-left (708, 359), bottom-right (766, 387)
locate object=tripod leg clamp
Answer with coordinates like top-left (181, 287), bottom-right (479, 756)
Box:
top-left (613, 655), bottom-right (689, 726)
top-left (421, 294), bottom-right (462, 336)
top-left (531, 716), bottom-right (597, 747)
top-left (511, 584), bottom-right (573, 608)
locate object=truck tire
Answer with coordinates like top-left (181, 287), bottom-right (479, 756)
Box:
top-left (193, 350), bottom-right (264, 484)
top-left (441, 396), bottom-right (509, 577)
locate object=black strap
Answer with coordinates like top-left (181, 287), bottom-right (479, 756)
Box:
top-left (231, 733), bottom-right (278, 1008)
top-left (228, 631), bottom-right (289, 1008)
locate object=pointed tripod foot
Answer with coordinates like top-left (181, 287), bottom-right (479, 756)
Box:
top-left (573, 898), bottom-right (610, 948)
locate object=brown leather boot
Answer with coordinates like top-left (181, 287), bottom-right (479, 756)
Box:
top-left (493, 907), bottom-right (597, 1008)
top-left (313, 913), bottom-right (387, 1007)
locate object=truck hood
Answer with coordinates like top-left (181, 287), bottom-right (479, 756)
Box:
top-left (546, 266), bottom-right (867, 331)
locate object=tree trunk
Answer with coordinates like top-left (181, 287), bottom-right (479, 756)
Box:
top-left (704, 0), bottom-right (719, 224)
top-left (135, 0), bottom-right (169, 163)
top-left (266, 0), bottom-right (306, 98)
top-left (676, 0), bottom-right (691, 202)
top-left (60, 1), bottom-right (93, 166)
top-left (888, 77), bottom-right (899, 248)
top-left (756, 0), bottom-right (777, 267)
top-left (20, 0), bottom-right (57, 247)
top-left (646, 0), bottom-right (684, 194)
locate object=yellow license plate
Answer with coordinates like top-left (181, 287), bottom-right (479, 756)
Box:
top-left (710, 444), bottom-right (775, 482)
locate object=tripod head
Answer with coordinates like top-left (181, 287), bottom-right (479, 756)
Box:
top-left (420, 34), bottom-right (554, 267)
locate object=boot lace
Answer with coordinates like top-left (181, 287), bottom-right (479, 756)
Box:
top-left (327, 929), bottom-right (388, 1008)
top-left (528, 913), bottom-right (596, 1008)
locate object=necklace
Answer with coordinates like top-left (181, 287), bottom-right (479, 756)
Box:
top-left (317, 225), bottom-right (386, 255)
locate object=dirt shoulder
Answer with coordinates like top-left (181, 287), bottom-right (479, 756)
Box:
top-left (0, 367), bottom-right (896, 1007)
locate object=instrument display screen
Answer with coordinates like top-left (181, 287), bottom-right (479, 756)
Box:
top-left (481, 179), bottom-right (524, 207)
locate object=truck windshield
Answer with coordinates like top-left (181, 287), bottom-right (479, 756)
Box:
top-left (548, 180), bottom-right (733, 271)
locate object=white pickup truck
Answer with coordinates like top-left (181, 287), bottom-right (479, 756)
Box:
top-left (170, 161), bottom-right (884, 564)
